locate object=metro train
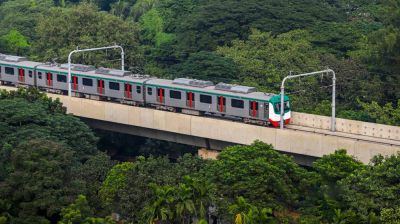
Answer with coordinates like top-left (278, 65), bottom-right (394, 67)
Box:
top-left (0, 53), bottom-right (291, 127)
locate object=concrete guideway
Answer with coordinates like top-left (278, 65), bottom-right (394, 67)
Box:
top-left (1, 85), bottom-right (399, 164)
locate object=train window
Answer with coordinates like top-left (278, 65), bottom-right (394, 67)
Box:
top-left (147, 87), bottom-right (152, 95)
top-left (57, 74), bottom-right (67, 83)
top-left (28, 70), bottom-right (33, 78)
top-left (109, 81), bottom-right (120, 90)
top-left (82, 78), bottom-right (93, 86)
top-left (231, 99), bottom-right (244, 108)
top-left (169, 90), bottom-right (181, 99)
top-left (200, 94), bottom-right (212, 104)
top-left (38, 72), bottom-right (42, 79)
top-left (5, 67), bottom-right (14, 75)
top-left (275, 101), bottom-right (290, 112)
top-left (136, 86), bottom-right (141, 94)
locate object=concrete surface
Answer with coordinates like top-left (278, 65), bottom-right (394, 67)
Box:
top-left (291, 112), bottom-right (400, 141)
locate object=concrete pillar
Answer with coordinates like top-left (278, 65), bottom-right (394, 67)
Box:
top-left (198, 148), bottom-right (219, 160)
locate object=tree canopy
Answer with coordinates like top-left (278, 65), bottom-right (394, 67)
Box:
top-left (0, 88), bottom-right (113, 223)
top-left (32, 3), bottom-right (143, 70)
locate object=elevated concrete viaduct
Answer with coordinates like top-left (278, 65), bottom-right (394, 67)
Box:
top-left (1, 86), bottom-right (399, 165)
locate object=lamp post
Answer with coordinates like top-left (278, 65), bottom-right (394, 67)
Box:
top-left (67, 45), bottom-right (124, 97)
top-left (280, 69), bottom-right (336, 131)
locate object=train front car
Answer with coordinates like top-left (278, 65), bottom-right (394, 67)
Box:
top-left (268, 95), bottom-right (291, 127)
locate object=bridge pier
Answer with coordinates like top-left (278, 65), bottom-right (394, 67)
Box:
top-left (198, 148), bottom-right (219, 160)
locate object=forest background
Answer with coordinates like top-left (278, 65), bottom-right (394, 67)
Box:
top-left (0, 0), bottom-right (400, 224)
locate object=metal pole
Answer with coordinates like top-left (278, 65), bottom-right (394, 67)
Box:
top-left (67, 51), bottom-right (75, 97)
top-left (331, 70), bottom-right (336, 132)
top-left (280, 69), bottom-right (336, 131)
top-left (67, 45), bottom-right (125, 97)
top-left (280, 77), bottom-right (287, 129)
top-left (118, 46), bottom-right (125, 71)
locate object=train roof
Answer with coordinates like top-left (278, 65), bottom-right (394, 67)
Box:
top-left (0, 54), bottom-right (150, 84)
top-left (36, 63), bottom-right (151, 83)
top-left (0, 55), bottom-right (42, 68)
top-left (147, 78), bottom-right (277, 101)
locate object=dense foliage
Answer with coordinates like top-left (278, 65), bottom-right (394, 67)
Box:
top-left (0, 0), bottom-right (399, 124)
top-left (0, 88), bottom-right (399, 223)
top-left (0, 88), bottom-right (114, 223)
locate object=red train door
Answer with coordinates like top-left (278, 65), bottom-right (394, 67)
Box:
top-left (97, 79), bottom-right (104, 95)
top-left (46, 72), bottom-right (53, 86)
top-left (125, 83), bottom-right (132, 99)
top-left (217, 96), bottom-right (226, 112)
top-left (18, 68), bottom-right (25, 82)
top-left (250, 101), bottom-right (258, 117)
top-left (72, 76), bottom-right (78, 90)
top-left (157, 88), bottom-right (165, 103)
top-left (187, 92), bottom-right (194, 108)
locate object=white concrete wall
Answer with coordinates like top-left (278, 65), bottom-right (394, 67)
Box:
top-left (291, 112), bottom-right (400, 141)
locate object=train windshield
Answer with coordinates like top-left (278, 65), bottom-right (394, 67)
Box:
top-left (275, 101), bottom-right (290, 112)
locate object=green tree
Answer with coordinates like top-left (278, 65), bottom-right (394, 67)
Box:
top-left (359, 100), bottom-right (400, 126)
top-left (0, 139), bottom-right (82, 223)
top-left (349, 0), bottom-right (400, 102)
top-left (100, 155), bottom-right (208, 222)
top-left (139, 8), bottom-right (175, 46)
top-left (131, 0), bottom-right (160, 21)
top-left (0, 88), bottom-right (110, 223)
top-left (310, 150), bottom-right (365, 221)
top-left (174, 0), bottom-right (341, 53)
top-left (110, 0), bottom-right (135, 19)
top-left (170, 51), bottom-right (239, 83)
top-left (143, 184), bottom-right (176, 223)
top-left (340, 153), bottom-right (400, 219)
top-left (32, 3), bottom-right (143, 70)
top-left (309, 21), bottom-right (382, 58)
top-left (319, 55), bottom-right (383, 111)
top-left (143, 176), bottom-right (212, 224)
top-left (99, 162), bottom-right (135, 206)
top-left (313, 149), bottom-right (365, 184)
top-left (174, 176), bottom-right (212, 223)
top-left (59, 195), bottom-right (114, 224)
top-left (228, 197), bottom-right (274, 224)
top-left (380, 207), bottom-right (400, 224)
top-left (0, 30), bottom-right (30, 54)
top-left (75, 152), bottom-right (116, 215)
top-left (206, 141), bottom-right (310, 220)
top-left (0, 88), bottom-right (98, 161)
top-left (0, 0), bottom-right (53, 41)
top-left (218, 29), bottom-right (321, 91)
